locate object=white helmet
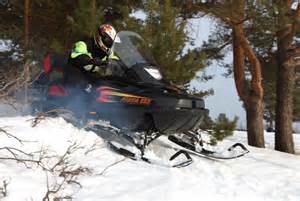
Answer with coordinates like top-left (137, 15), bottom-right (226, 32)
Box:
top-left (94, 24), bottom-right (117, 54)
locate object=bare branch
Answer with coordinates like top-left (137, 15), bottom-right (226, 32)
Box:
top-left (97, 158), bottom-right (127, 176)
top-left (0, 180), bottom-right (9, 198)
top-left (0, 127), bottom-right (24, 144)
top-left (49, 142), bottom-right (78, 172)
top-left (42, 142), bottom-right (92, 200)
top-left (0, 60), bottom-right (42, 101)
top-left (84, 142), bottom-right (103, 155)
top-left (29, 109), bottom-right (74, 127)
top-left (0, 146), bottom-right (33, 157)
top-left (43, 171), bottom-right (69, 201)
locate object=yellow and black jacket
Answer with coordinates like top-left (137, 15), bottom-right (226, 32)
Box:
top-left (65, 38), bottom-right (118, 86)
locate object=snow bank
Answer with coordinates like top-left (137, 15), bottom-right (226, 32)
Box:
top-left (227, 131), bottom-right (300, 154)
top-left (0, 116), bottom-right (300, 201)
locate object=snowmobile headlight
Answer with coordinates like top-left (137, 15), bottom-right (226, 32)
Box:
top-left (144, 67), bottom-right (162, 80)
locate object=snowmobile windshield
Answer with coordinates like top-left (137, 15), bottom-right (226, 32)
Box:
top-left (112, 31), bottom-right (157, 68)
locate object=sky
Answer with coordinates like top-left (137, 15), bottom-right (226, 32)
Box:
top-left (187, 18), bottom-right (246, 128)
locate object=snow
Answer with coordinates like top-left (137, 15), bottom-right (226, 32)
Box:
top-left (0, 116), bottom-right (300, 201)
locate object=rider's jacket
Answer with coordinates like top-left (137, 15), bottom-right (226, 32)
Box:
top-left (65, 38), bottom-right (118, 86)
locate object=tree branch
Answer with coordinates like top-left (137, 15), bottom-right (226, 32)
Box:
top-left (0, 127), bottom-right (24, 144)
top-left (97, 158), bottom-right (127, 176)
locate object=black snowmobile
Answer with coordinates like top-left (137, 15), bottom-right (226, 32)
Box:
top-left (32, 31), bottom-right (249, 167)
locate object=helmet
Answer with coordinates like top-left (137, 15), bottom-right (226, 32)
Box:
top-left (94, 24), bottom-right (117, 54)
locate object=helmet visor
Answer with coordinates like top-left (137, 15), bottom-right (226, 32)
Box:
top-left (101, 33), bottom-right (114, 48)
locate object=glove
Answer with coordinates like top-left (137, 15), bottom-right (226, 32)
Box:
top-left (92, 58), bottom-right (108, 67)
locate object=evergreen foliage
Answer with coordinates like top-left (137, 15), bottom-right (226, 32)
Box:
top-left (209, 113), bottom-right (238, 145)
top-left (0, 0), bottom-right (207, 86)
top-left (142, 0), bottom-right (206, 85)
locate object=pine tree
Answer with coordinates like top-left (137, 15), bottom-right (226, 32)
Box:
top-left (142, 0), bottom-right (206, 85)
top-left (176, 0), bottom-right (300, 153)
top-left (210, 113), bottom-right (238, 145)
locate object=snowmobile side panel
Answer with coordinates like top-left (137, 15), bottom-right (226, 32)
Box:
top-left (151, 108), bottom-right (208, 134)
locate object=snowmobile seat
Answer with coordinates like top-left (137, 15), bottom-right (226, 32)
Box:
top-left (42, 53), bottom-right (68, 97)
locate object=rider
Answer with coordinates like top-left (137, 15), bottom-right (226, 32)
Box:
top-left (65, 24), bottom-right (118, 86)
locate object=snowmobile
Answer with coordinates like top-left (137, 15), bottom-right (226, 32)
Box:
top-left (32, 31), bottom-right (249, 167)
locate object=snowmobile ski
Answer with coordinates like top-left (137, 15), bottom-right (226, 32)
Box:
top-left (107, 142), bottom-right (137, 160)
top-left (108, 141), bottom-right (193, 168)
top-left (85, 122), bottom-right (194, 168)
top-left (168, 135), bottom-right (249, 160)
top-left (169, 150), bottom-right (193, 167)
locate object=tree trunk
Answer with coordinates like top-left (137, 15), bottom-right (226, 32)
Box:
top-left (275, 61), bottom-right (295, 153)
top-left (245, 96), bottom-right (265, 146)
top-left (274, 1), bottom-right (297, 154)
top-left (233, 23), bottom-right (265, 148)
top-left (275, 43), bottom-right (295, 153)
top-left (24, 0), bottom-right (30, 48)
top-left (24, 0), bottom-right (30, 104)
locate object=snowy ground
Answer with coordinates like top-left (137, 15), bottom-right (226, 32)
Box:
top-left (0, 116), bottom-right (300, 201)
